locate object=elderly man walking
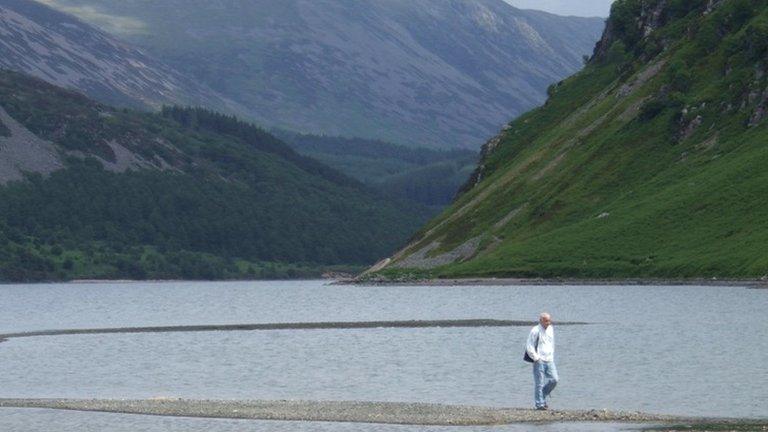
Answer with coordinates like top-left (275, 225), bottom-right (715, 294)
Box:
top-left (526, 312), bottom-right (558, 410)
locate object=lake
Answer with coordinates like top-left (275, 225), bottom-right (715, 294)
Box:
top-left (0, 280), bottom-right (766, 431)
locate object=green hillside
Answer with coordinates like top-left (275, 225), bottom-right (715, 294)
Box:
top-left (372, 0), bottom-right (768, 280)
top-left (0, 71), bottom-right (429, 282)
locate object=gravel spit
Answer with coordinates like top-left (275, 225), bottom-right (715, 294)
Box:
top-left (0, 319), bottom-right (589, 344)
top-left (0, 399), bottom-right (732, 426)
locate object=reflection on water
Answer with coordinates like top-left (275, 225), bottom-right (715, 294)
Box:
top-left (0, 280), bottom-right (766, 431)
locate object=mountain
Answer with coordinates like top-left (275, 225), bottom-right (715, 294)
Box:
top-left (38, 0), bottom-right (605, 149)
top-left (504, 0), bottom-right (613, 17)
top-left (274, 130), bottom-right (478, 209)
top-left (0, 70), bottom-right (430, 282)
top-left (369, 0), bottom-right (768, 280)
top-left (0, 0), bottom-right (244, 115)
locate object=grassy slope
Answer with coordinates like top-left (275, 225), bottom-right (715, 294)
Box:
top-left (380, 0), bottom-right (768, 279)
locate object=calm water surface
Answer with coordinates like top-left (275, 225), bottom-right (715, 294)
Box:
top-left (0, 280), bottom-right (766, 431)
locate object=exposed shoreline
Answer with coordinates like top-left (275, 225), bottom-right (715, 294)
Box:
top-left (2, 399), bottom-right (762, 427)
top-left (344, 277), bottom-right (768, 288)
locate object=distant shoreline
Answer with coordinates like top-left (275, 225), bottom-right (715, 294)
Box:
top-left (68, 278), bottom-right (327, 283)
top-left (344, 277), bottom-right (768, 288)
top-left (0, 278), bottom-right (328, 286)
top-left (2, 277), bottom-right (766, 288)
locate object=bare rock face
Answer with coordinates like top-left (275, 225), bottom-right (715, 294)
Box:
top-left (0, 107), bottom-right (63, 184)
top-left (0, 0), bottom-right (244, 115)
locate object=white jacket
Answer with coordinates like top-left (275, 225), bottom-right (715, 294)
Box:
top-left (526, 324), bottom-right (554, 362)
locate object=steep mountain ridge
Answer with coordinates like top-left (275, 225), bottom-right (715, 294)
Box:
top-left (371, 0), bottom-right (768, 280)
top-left (0, 0), bottom-right (244, 115)
top-left (39, 0), bottom-right (604, 148)
top-left (0, 70), bottom-right (428, 282)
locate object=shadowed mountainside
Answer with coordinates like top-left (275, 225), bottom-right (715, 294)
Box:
top-left (39, 0), bottom-right (605, 149)
top-left (274, 130), bottom-right (479, 209)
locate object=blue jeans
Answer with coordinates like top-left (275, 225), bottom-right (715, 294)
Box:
top-left (533, 360), bottom-right (558, 408)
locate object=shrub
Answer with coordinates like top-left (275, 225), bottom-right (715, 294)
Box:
top-left (742, 16), bottom-right (768, 61)
top-left (610, 0), bottom-right (644, 49)
top-left (667, 60), bottom-right (693, 92)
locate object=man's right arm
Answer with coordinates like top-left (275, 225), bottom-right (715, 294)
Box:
top-left (525, 327), bottom-right (539, 362)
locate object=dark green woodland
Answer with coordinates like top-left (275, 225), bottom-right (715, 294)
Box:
top-left (0, 71), bottom-right (429, 282)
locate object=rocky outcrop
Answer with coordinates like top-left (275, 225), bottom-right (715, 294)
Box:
top-left (591, 0), bottom-right (722, 63)
top-left (457, 127), bottom-right (508, 194)
top-left (592, 1), bottom-right (670, 62)
top-left (592, 16), bottom-right (617, 62)
top-left (639, 0), bottom-right (668, 38)
top-left (680, 114), bottom-right (703, 140)
top-left (705, 0), bottom-right (726, 14)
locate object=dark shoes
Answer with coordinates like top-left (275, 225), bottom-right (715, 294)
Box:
top-left (535, 405), bottom-right (548, 411)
